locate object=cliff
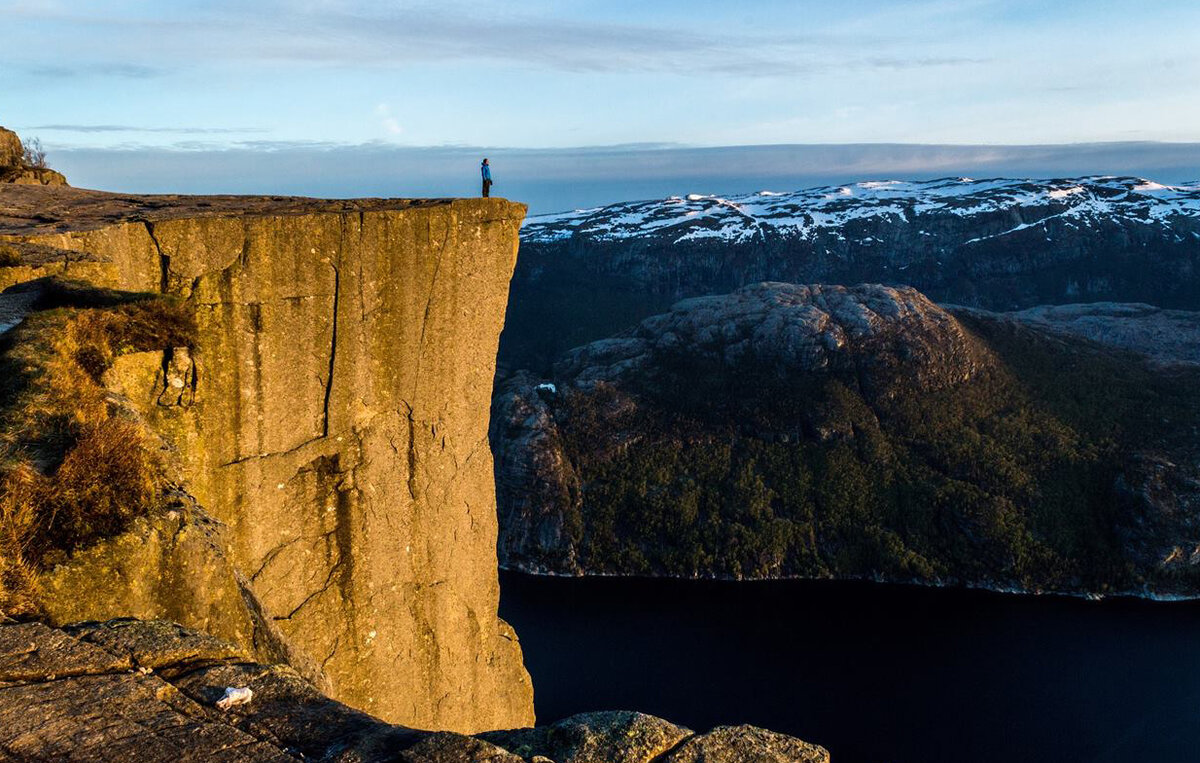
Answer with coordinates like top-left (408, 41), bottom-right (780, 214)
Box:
top-left (492, 282), bottom-right (1200, 594)
top-left (0, 184), bottom-right (533, 731)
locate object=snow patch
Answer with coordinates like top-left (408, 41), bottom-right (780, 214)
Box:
top-left (1048, 186), bottom-right (1084, 199)
top-left (520, 176), bottom-right (1200, 246)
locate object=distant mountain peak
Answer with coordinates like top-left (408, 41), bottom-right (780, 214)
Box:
top-left (523, 176), bottom-right (1200, 246)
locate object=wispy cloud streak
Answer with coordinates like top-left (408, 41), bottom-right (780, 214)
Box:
top-left (29, 124), bottom-right (271, 134)
top-left (3, 2), bottom-right (982, 78)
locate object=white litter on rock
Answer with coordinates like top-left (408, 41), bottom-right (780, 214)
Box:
top-left (216, 686), bottom-right (254, 710)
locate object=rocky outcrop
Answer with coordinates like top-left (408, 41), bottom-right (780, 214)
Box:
top-left (0, 128), bottom-right (22, 169)
top-left (0, 618), bottom-right (827, 762)
top-left (991, 302), bottom-right (1200, 367)
top-left (552, 282), bottom-right (989, 398)
top-left (494, 283), bottom-right (994, 576)
top-left (0, 617), bottom-right (511, 761)
top-left (36, 495), bottom-right (265, 667)
top-left (0, 184), bottom-right (532, 731)
top-left (482, 710), bottom-right (829, 763)
top-left (493, 282), bottom-right (1200, 593)
top-left (0, 127), bottom-right (67, 187)
top-left (482, 711), bottom-right (692, 762)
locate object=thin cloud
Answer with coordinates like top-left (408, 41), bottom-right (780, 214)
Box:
top-left (21, 63), bottom-right (165, 79)
top-left (5, 3), bottom-right (935, 78)
top-left (864, 56), bottom-right (990, 69)
top-left (29, 124), bottom-right (272, 135)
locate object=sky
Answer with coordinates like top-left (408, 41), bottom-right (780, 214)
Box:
top-left (3, 0), bottom-right (1199, 211)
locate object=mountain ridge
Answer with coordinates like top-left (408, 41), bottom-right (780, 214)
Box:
top-left (502, 175), bottom-right (1200, 374)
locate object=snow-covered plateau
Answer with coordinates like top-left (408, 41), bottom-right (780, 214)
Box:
top-left (523, 176), bottom-right (1200, 245)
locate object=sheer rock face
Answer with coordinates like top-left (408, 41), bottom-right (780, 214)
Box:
top-left (0, 185), bottom-right (534, 732)
top-left (37, 496), bottom-right (264, 667)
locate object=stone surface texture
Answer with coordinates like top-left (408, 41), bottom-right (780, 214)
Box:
top-left (481, 710), bottom-right (693, 763)
top-left (555, 282), bottom-right (987, 396)
top-left (659, 724), bottom-right (830, 763)
top-left (1000, 302), bottom-right (1200, 366)
top-left (0, 617), bottom-right (512, 761)
top-left (0, 184), bottom-right (533, 732)
top-left (0, 128), bottom-right (22, 170)
top-left (482, 711), bottom-right (831, 763)
top-left (0, 618), bottom-right (826, 763)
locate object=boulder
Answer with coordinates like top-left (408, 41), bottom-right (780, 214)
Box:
top-left (661, 724), bottom-right (829, 763)
top-left (482, 711), bottom-right (831, 763)
top-left (0, 127), bottom-right (21, 169)
top-left (481, 710), bottom-right (692, 763)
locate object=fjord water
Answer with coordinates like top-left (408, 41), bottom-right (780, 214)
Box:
top-left (499, 572), bottom-right (1200, 763)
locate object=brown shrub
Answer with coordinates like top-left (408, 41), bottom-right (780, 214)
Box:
top-left (0, 463), bottom-right (41, 616)
top-left (21, 137), bottom-right (47, 170)
top-left (0, 244), bottom-right (20, 267)
top-left (0, 292), bottom-right (193, 615)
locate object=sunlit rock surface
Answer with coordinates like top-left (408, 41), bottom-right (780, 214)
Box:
top-left (0, 184), bottom-right (532, 731)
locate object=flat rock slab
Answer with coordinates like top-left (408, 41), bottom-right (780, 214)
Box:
top-left (65, 618), bottom-right (248, 672)
top-left (0, 671), bottom-right (296, 762)
top-left (0, 621), bottom-right (130, 683)
top-left (0, 184), bottom-right (463, 236)
top-left (0, 618), bottom-right (495, 762)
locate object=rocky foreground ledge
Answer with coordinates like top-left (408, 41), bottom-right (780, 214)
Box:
top-left (0, 617), bottom-right (828, 762)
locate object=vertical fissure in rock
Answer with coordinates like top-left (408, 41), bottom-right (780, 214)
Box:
top-left (412, 216), bottom-right (451, 396)
top-left (334, 474), bottom-right (355, 608)
top-left (143, 221), bottom-right (170, 293)
top-left (323, 261), bottom-right (340, 438)
top-left (403, 402), bottom-right (418, 503)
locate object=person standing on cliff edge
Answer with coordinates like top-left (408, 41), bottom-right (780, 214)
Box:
top-left (481, 158), bottom-right (493, 197)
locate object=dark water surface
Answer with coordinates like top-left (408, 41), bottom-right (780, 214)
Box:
top-left (498, 572), bottom-right (1200, 763)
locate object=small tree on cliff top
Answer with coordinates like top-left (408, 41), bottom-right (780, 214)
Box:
top-left (22, 137), bottom-right (47, 169)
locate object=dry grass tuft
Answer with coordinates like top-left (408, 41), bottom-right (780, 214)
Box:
top-left (0, 244), bottom-right (20, 267)
top-left (0, 287), bottom-right (196, 616)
